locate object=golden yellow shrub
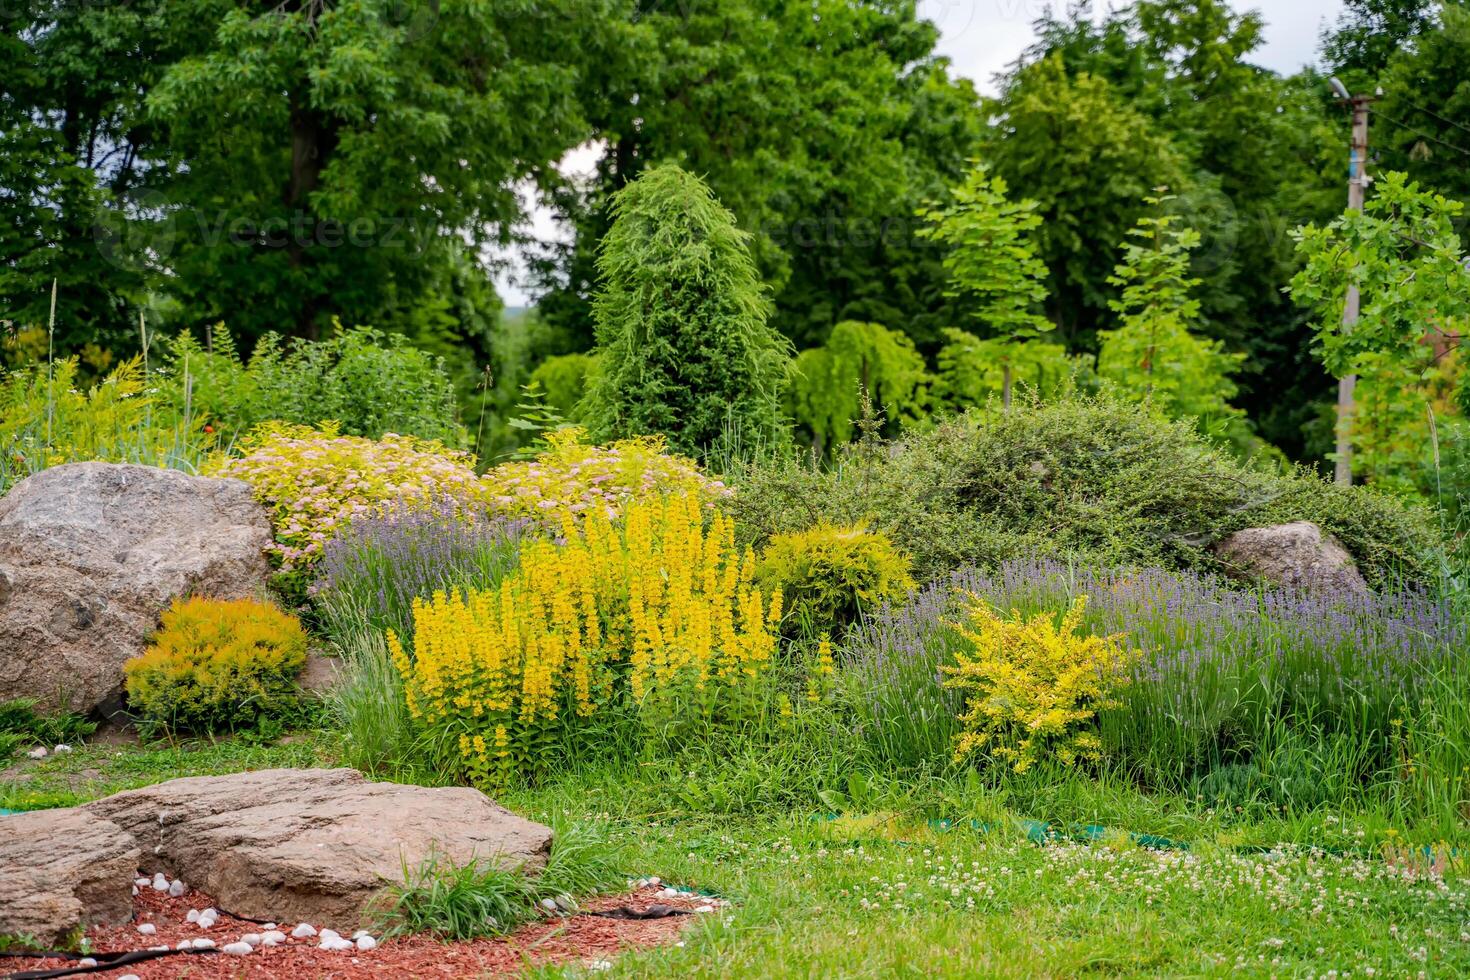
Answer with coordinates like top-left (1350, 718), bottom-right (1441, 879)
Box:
top-left (124, 597), bottom-right (308, 734)
top-left (392, 493), bottom-right (781, 788)
top-left (943, 595), bottom-right (1133, 773)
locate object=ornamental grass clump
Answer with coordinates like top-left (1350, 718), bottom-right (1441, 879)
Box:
top-left (942, 595), bottom-right (1133, 773)
top-left (208, 422), bottom-right (485, 579)
top-left (480, 426), bottom-right (728, 526)
top-left (124, 597), bottom-right (308, 734)
top-left (392, 493), bottom-right (782, 789)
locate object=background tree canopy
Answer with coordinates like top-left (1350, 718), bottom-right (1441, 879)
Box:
top-left (4, 0), bottom-right (1469, 480)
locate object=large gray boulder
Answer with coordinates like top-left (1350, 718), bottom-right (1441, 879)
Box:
top-left (0, 462), bottom-right (273, 715)
top-left (1212, 520), bottom-right (1369, 596)
top-left (0, 808), bottom-right (139, 946)
top-left (85, 768), bottom-right (554, 930)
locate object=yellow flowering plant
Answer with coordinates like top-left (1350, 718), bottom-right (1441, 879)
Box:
top-left (754, 523), bottom-right (914, 637)
top-left (391, 493), bottom-right (782, 789)
top-left (480, 427), bottom-right (729, 526)
top-left (943, 595), bottom-right (1133, 773)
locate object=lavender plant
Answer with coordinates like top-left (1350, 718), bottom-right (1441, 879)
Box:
top-left (844, 559), bottom-right (1466, 802)
top-left (313, 500), bottom-right (532, 649)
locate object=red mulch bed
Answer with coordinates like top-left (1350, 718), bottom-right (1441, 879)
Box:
top-left (0, 883), bottom-right (713, 978)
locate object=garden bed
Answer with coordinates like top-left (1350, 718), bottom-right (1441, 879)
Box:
top-left (0, 883), bottom-right (713, 979)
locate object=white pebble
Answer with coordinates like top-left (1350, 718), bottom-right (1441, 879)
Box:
top-left (197, 915), bottom-right (217, 930)
top-left (167, 879), bottom-right (186, 897)
top-left (149, 945), bottom-right (169, 951)
top-left (648, 876), bottom-right (661, 886)
top-left (176, 940), bottom-right (191, 950)
top-left (259, 930), bottom-right (287, 946)
top-left (78, 958), bottom-right (97, 967)
top-left (318, 928), bottom-right (341, 942)
top-left (695, 904), bottom-right (715, 913)
top-left (320, 936), bottom-right (355, 951)
top-left (222, 942), bottom-right (252, 955)
top-left (150, 873), bottom-right (168, 891)
top-left (239, 933), bottom-right (262, 946)
top-left (539, 897), bottom-right (557, 911)
top-left (53, 743), bottom-right (72, 754)
top-left (26, 746), bottom-right (46, 759)
top-left (186, 909), bottom-right (200, 923)
top-left (352, 930), bottom-right (371, 940)
top-left (356, 935), bottom-right (376, 951)
top-left (192, 937), bottom-right (215, 949)
top-left (119, 975), bottom-right (141, 980)
top-left (132, 886), bottom-right (139, 896)
top-left (587, 960), bottom-right (613, 972)
top-left (136, 923), bottom-right (156, 935)
top-left (263, 923), bottom-right (277, 930)
top-left (200, 907), bottom-right (217, 919)
top-left (134, 877), bottom-right (151, 888)
top-left (655, 887), bottom-right (678, 899)
top-left (292, 923), bottom-right (317, 938)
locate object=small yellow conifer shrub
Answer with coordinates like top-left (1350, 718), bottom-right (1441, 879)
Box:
top-left (124, 597), bottom-right (308, 734)
top-left (392, 493), bottom-right (781, 788)
top-left (942, 595), bottom-right (1133, 773)
top-left (754, 523), bottom-right (913, 637)
top-left (480, 427), bottom-right (730, 526)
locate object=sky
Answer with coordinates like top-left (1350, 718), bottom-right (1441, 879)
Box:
top-left (495, 0), bottom-right (1347, 307)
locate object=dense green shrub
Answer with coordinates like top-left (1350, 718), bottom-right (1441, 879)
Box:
top-left (527, 353), bottom-right (599, 420)
top-left (124, 597), bottom-right (308, 734)
top-left (754, 524), bottom-right (914, 636)
top-left (729, 393), bottom-right (1439, 585)
top-left (161, 325), bottom-right (465, 446)
top-left (582, 165), bottom-right (790, 459)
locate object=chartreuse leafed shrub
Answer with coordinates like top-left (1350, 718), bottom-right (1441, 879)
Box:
top-left (208, 422), bottom-right (485, 582)
top-left (943, 595), bottom-right (1133, 774)
top-left (124, 597), bottom-right (308, 734)
top-left (161, 324), bottom-right (465, 446)
top-left (0, 356), bottom-right (209, 495)
top-left (785, 321), bottom-right (930, 454)
top-left (730, 392), bottom-right (1439, 586)
top-left (754, 524), bottom-right (913, 637)
top-left (391, 494), bottom-right (782, 789)
top-left (480, 426), bottom-right (729, 525)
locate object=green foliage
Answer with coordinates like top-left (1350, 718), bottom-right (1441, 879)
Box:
top-left (785, 321), bottom-right (930, 454)
top-left (0, 356), bottom-right (209, 495)
top-left (754, 524), bottom-right (914, 638)
top-left (583, 166), bottom-right (791, 460)
top-left (533, 0), bottom-right (983, 353)
top-left (980, 54), bottom-right (1185, 347)
top-left (728, 393), bottom-right (1439, 586)
top-left (934, 329), bottom-right (1085, 410)
top-left (160, 324), bottom-right (465, 446)
top-left (124, 597), bottom-right (308, 735)
top-left (0, 699), bottom-right (96, 759)
top-left (380, 823), bottom-right (620, 940)
top-left (526, 353), bottom-right (598, 420)
top-left (1096, 192), bottom-right (1246, 439)
top-left (1290, 171), bottom-right (1470, 379)
top-left (918, 163), bottom-right (1053, 404)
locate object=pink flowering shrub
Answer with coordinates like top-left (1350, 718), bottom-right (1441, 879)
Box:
top-left (480, 427), bottom-right (729, 524)
top-left (208, 422), bottom-right (484, 578)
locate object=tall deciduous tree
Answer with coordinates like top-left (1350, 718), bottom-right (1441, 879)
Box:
top-left (917, 164), bottom-right (1053, 408)
top-left (531, 0), bottom-right (983, 354)
top-left (582, 165), bottom-right (790, 459)
top-left (1097, 192), bottom-right (1244, 439)
top-left (1289, 171), bottom-right (1470, 483)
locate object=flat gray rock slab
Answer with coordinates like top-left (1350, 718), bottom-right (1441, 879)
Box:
top-left (0, 808), bottom-right (139, 946)
top-left (84, 768), bottom-right (553, 930)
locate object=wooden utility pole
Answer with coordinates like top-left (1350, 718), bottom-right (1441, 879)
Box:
top-left (1334, 87), bottom-right (1375, 486)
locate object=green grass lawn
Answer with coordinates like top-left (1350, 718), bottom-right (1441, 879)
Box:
top-left (7, 734), bottom-right (1470, 977)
